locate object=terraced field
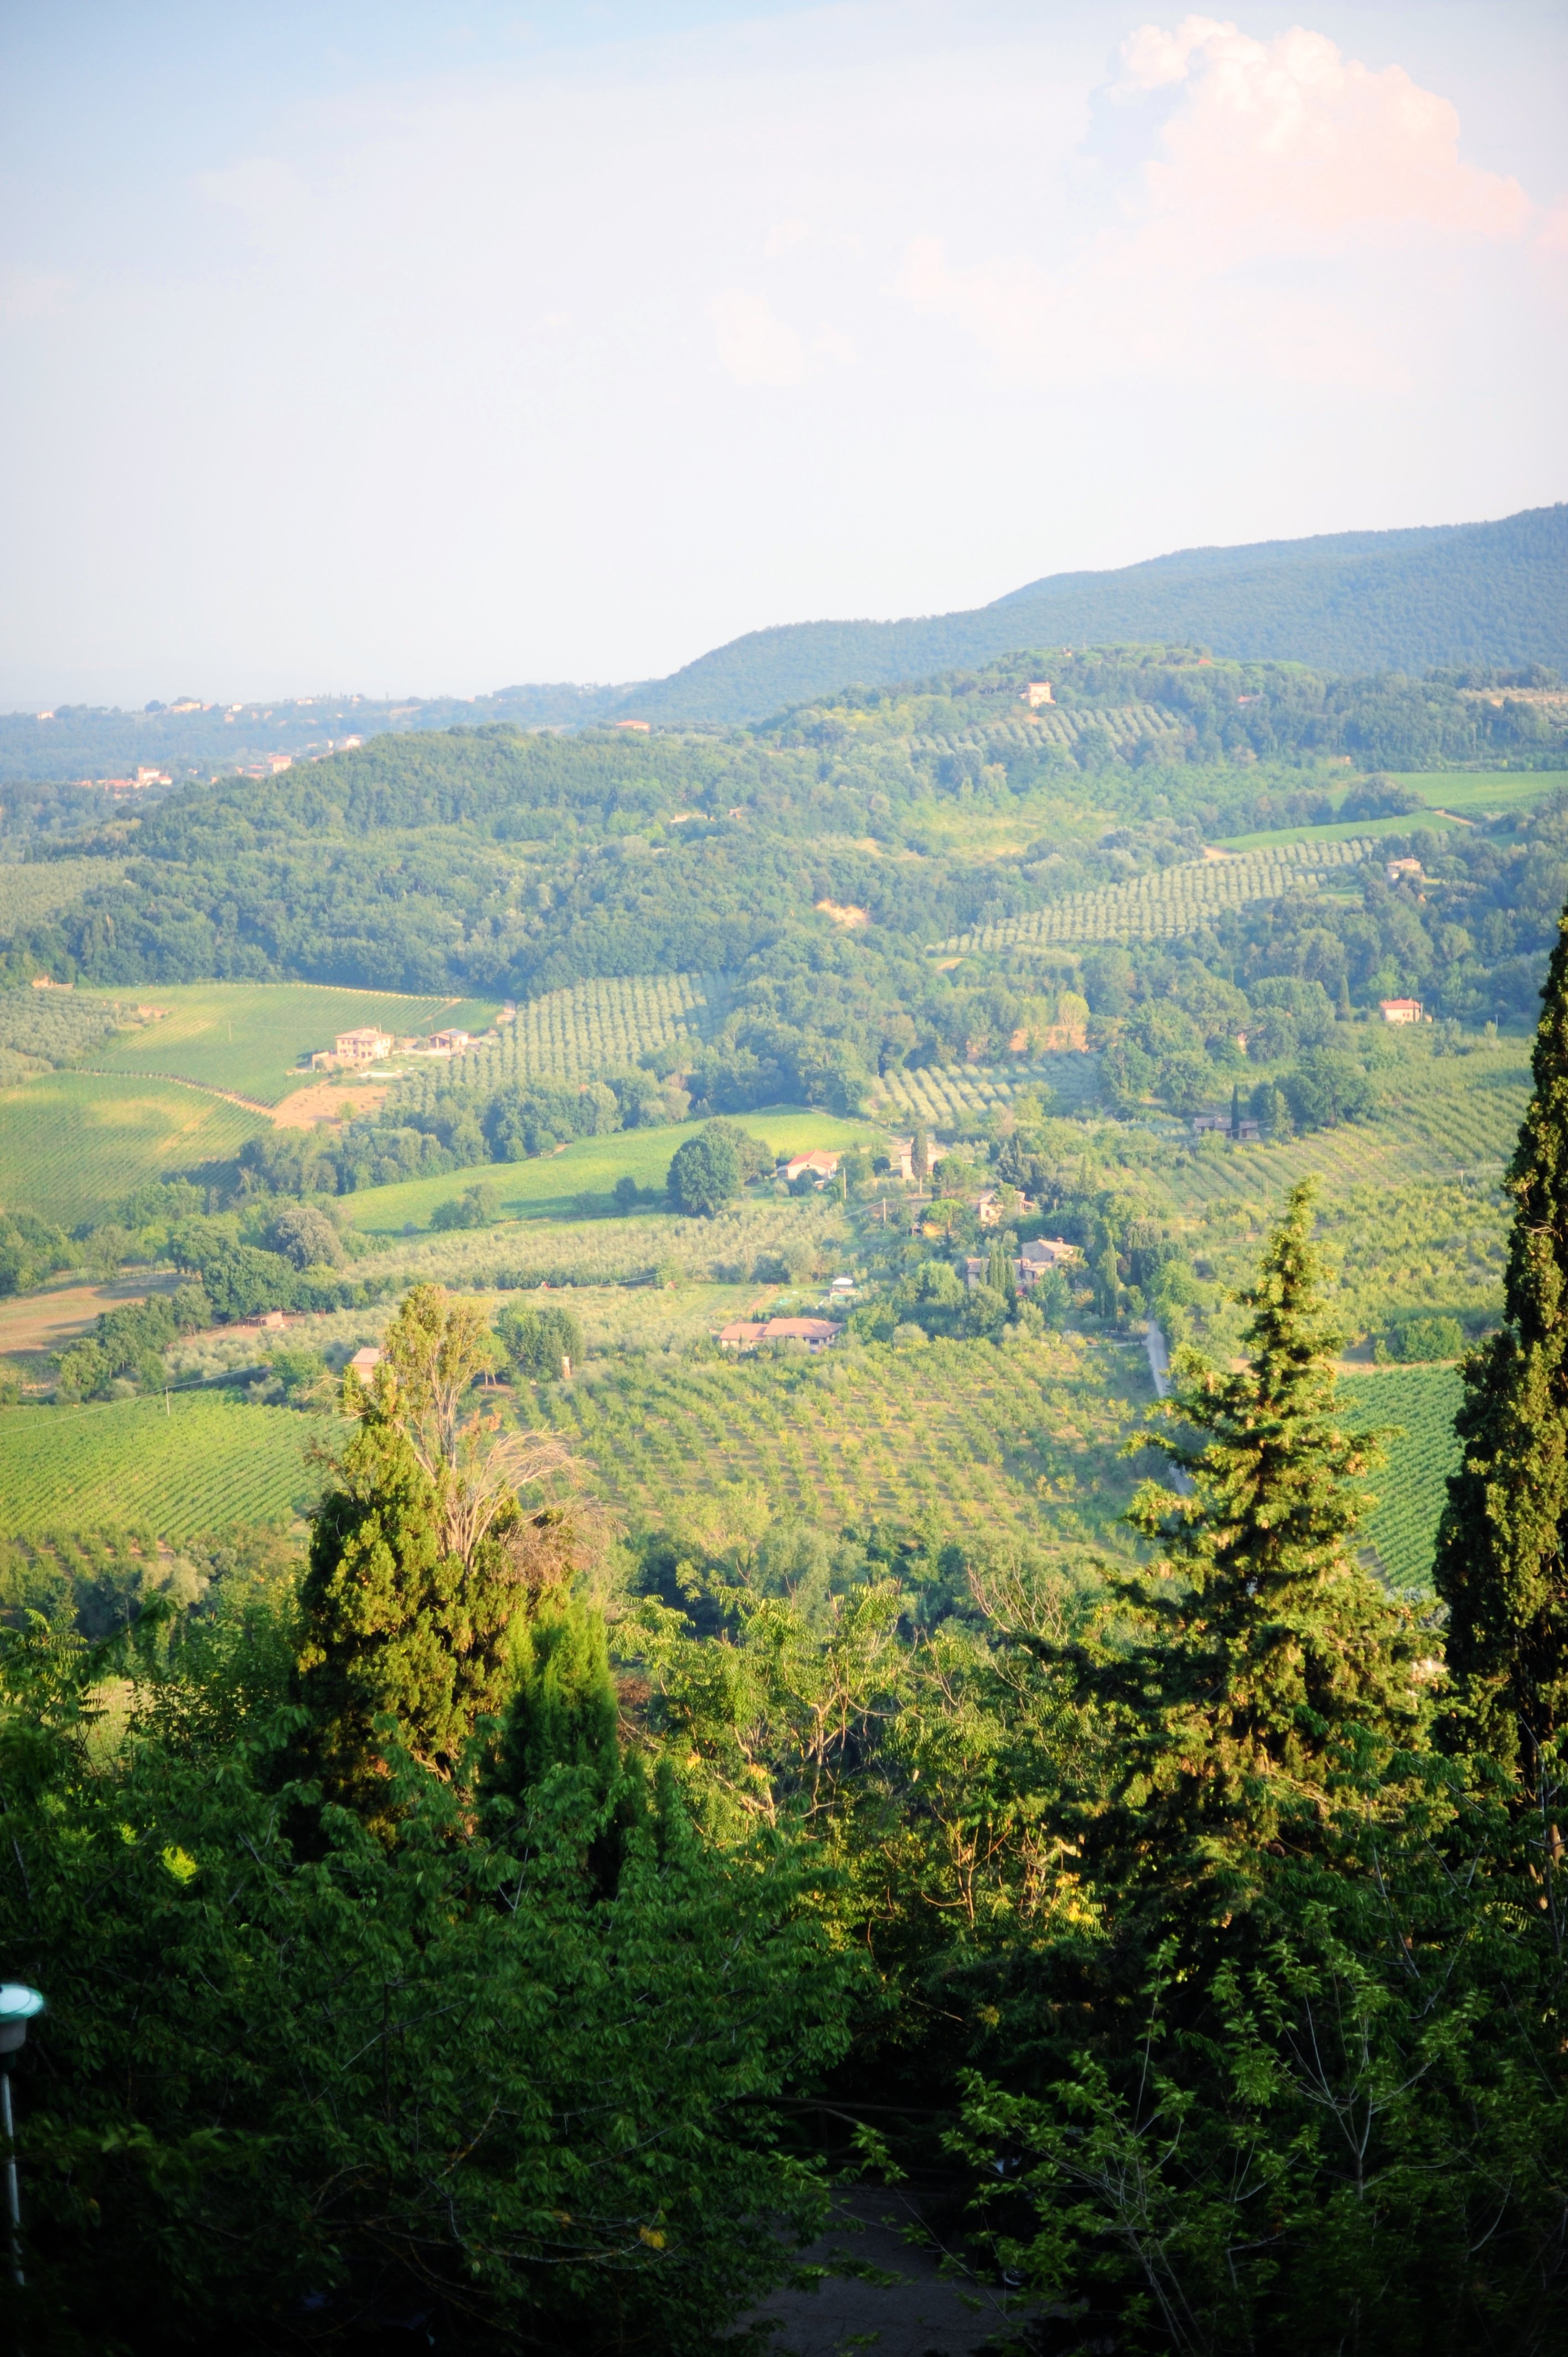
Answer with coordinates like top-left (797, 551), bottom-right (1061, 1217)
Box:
top-left (534, 1331), bottom-right (1151, 1552)
top-left (0, 1071), bottom-right (270, 1226)
top-left (0, 1392), bottom-right (323, 1539)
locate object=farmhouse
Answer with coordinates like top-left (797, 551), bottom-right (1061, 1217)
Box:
top-left (1385, 858), bottom-right (1423, 884)
top-left (1380, 998), bottom-right (1424, 1025)
top-left (719, 1317), bottom-right (840, 1352)
top-left (348, 1347), bottom-right (383, 1377)
top-left (1020, 1238), bottom-right (1078, 1284)
top-left (427, 1028), bottom-right (472, 1054)
top-left (783, 1150), bottom-right (840, 1183)
top-left (312, 1026), bottom-right (396, 1071)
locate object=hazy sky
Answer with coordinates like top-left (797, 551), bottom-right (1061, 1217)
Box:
top-left (2, 1), bottom-right (1564, 707)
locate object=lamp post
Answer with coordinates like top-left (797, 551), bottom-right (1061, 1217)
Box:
top-left (0, 1984), bottom-right (44, 2288)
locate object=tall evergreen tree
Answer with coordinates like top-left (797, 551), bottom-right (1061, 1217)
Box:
top-left (1022, 1181), bottom-right (1421, 1925)
top-left (295, 1284), bottom-right (566, 1826)
top-left (1435, 915), bottom-right (1568, 1785)
top-left (496, 1591), bottom-right (620, 1798)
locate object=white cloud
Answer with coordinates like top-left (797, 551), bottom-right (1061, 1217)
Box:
top-left (898, 17), bottom-right (1542, 390)
top-left (1125, 17), bottom-right (1533, 253)
top-left (194, 158), bottom-right (313, 257)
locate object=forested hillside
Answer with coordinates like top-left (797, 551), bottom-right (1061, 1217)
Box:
top-left (623, 503), bottom-right (1568, 723)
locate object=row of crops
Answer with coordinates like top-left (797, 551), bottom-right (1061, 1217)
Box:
top-left (533, 1330), bottom-right (1148, 1550)
top-left (398, 972), bottom-right (723, 1105)
top-left (935, 837), bottom-right (1375, 954)
top-left (907, 702), bottom-right (1185, 761)
top-left (0, 1393), bottom-right (318, 1540)
top-left (875, 1053), bottom-right (1100, 1125)
top-left (1343, 1366), bottom-right (1465, 1591)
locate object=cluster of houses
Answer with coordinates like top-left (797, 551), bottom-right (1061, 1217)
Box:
top-left (964, 1237), bottom-right (1080, 1291)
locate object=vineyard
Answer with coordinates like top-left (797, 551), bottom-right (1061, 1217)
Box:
top-left (875, 1051), bottom-right (1099, 1125)
top-left (0, 856), bottom-right (126, 933)
top-left (407, 973), bottom-right (723, 1104)
top-left (907, 702), bottom-right (1185, 763)
top-left (0, 1392), bottom-right (321, 1540)
top-left (0, 1071), bottom-right (269, 1227)
top-left (531, 1330), bottom-right (1151, 1552)
top-left (933, 837), bottom-right (1374, 954)
top-left (1341, 1365), bottom-right (1465, 1591)
top-left (365, 1187), bottom-right (854, 1291)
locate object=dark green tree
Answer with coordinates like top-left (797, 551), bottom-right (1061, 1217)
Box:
top-left (496, 1300), bottom-right (581, 1381)
top-left (667, 1122), bottom-right (741, 1216)
top-left (1023, 1181), bottom-right (1421, 1924)
top-left (295, 1284), bottom-right (561, 1826)
top-left (494, 1591), bottom-right (620, 1798)
top-left (1435, 913), bottom-right (1568, 1785)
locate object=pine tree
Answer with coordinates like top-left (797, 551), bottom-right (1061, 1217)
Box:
top-left (1023, 1181), bottom-right (1421, 1923)
top-left (1435, 916), bottom-right (1568, 1786)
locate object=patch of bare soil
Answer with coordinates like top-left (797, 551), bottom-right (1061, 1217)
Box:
top-left (271, 1082), bottom-right (388, 1129)
top-left (0, 1272), bottom-right (185, 1356)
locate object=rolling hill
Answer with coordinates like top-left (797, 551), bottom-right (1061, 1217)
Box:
top-left (611, 502), bottom-right (1567, 725)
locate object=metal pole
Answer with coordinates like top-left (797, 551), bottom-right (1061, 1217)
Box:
top-left (1, 2065), bottom-right (22, 2287)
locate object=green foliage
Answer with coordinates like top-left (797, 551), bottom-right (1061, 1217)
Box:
top-left (294, 1286), bottom-right (540, 1824)
top-left (495, 1300), bottom-right (581, 1382)
top-left (262, 1198), bottom-right (343, 1268)
top-left (494, 1591), bottom-right (620, 1799)
top-left (1436, 909), bottom-right (1568, 1783)
top-left (0, 1636), bottom-right (849, 2351)
top-left (430, 1179), bottom-right (500, 1230)
top-left (54, 1284), bottom-right (211, 1400)
top-left (1389, 1313), bottom-right (1464, 1361)
top-left (1027, 1184), bottom-right (1421, 1923)
top-left (667, 1119), bottom-right (767, 1216)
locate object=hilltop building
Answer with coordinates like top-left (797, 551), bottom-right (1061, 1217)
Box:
top-left (1379, 997), bottom-right (1424, 1025)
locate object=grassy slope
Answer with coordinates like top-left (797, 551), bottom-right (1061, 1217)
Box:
top-left (0, 1393), bottom-right (323, 1539)
top-left (78, 980), bottom-right (499, 1104)
top-left (343, 1108), bottom-right (884, 1233)
top-left (1215, 771), bottom-right (1567, 852)
top-left (0, 1071), bottom-right (270, 1227)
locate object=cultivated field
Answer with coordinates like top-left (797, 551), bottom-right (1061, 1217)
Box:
top-left (935, 838), bottom-right (1374, 954)
top-left (0, 1071), bottom-right (270, 1227)
top-left (78, 980), bottom-right (496, 1103)
top-left (533, 1330), bottom-right (1151, 1553)
top-left (876, 1053), bottom-right (1098, 1124)
top-left (422, 973), bottom-right (723, 1097)
top-left (1342, 1365), bottom-right (1465, 1592)
top-left (0, 1392), bottom-right (322, 1539)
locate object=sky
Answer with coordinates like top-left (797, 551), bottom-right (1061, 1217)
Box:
top-left (1, 0), bottom-right (1564, 708)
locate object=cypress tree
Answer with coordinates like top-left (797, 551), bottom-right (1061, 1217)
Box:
top-left (1434, 916), bottom-right (1568, 1786)
top-left (1025, 1181), bottom-right (1421, 1923)
top-left (494, 1592), bottom-right (620, 1798)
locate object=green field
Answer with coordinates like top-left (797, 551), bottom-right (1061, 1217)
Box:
top-left (0, 1069), bottom-right (270, 1226)
top-left (343, 1108), bottom-right (882, 1233)
top-left (1215, 810), bottom-right (1469, 852)
top-left (534, 1329), bottom-right (1151, 1551)
top-left (0, 1392), bottom-right (324, 1539)
top-left (77, 980), bottom-right (499, 1103)
top-left (1215, 771), bottom-right (1566, 852)
top-left (1342, 1365), bottom-right (1464, 1591)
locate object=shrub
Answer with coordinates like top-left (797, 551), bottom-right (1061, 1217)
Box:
top-left (1389, 1313), bottom-right (1466, 1361)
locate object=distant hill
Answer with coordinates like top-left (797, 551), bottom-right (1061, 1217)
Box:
top-left (610, 503), bottom-right (1568, 727)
